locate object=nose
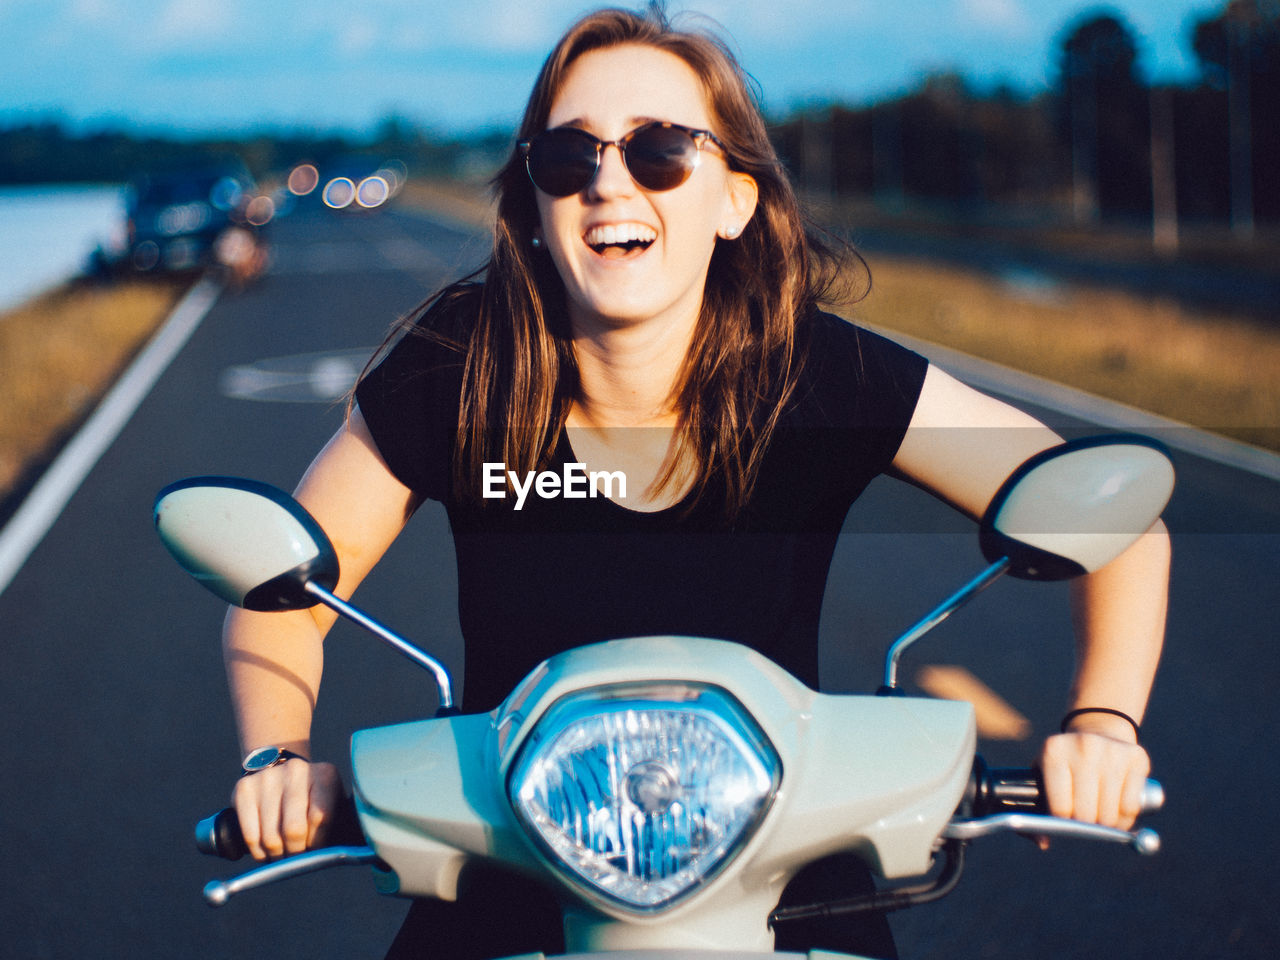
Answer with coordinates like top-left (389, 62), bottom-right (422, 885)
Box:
top-left (585, 141), bottom-right (636, 201)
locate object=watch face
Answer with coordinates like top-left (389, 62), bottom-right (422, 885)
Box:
top-left (243, 746), bottom-right (281, 772)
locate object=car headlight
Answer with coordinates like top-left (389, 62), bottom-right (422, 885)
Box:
top-left (322, 177), bottom-right (356, 209)
top-left (508, 682), bottom-right (780, 913)
top-left (356, 175), bottom-right (390, 208)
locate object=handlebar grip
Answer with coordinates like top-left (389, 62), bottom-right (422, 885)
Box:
top-left (1139, 779), bottom-right (1165, 813)
top-left (974, 764), bottom-right (1164, 817)
top-left (194, 795), bottom-right (365, 862)
top-left (980, 768), bottom-right (1044, 814)
top-left (195, 808), bottom-right (248, 861)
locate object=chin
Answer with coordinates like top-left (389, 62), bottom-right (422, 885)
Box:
top-left (574, 304), bottom-right (656, 329)
top-left (569, 287), bottom-right (666, 327)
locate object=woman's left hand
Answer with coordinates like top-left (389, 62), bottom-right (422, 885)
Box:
top-left (1038, 728), bottom-right (1152, 837)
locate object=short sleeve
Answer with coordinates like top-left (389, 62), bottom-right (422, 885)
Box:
top-left (354, 293), bottom-right (472, 502)
top-left (844, 321), bottom-right (927, 434)
top-left (797, 310), bottom-right (929, 482)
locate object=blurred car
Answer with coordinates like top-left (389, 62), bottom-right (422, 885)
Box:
top-left (124, 162), bottom-right (270, 280)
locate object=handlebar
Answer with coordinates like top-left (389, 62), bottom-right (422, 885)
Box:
top-left (195, 759), bottom-right (1165, 914)
top-left (195, 795), bottom-right (365, 861)
top-left (194, 796), bottom-right (374, 907)
top-left (195, 808), bottom-right (249, 861)
top-left (968, 761), bottom-right (1165, 818)
top-left (198, 764), bottom-right (1163, 861)
top-left (952, 760), bottom-right (1164, 855)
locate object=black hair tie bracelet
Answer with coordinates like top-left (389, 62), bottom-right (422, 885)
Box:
top-left (1060, 707), bottom-right (1141, 742)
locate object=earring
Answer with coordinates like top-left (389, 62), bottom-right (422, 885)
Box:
top-left (722, 226), bottom-right (739, 239)
top-left (531, 234), bottom-right (544, 249)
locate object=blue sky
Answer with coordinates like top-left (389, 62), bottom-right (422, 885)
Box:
top-left (2, 0), bottom-right (1222, 135)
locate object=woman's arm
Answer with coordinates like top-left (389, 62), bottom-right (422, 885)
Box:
top-left (1042, 520), bottom-right (1168, 829)
top-left (891, 366), bottom-right (1170, 831)
top-left (224, 406), bottom-right (419, 859)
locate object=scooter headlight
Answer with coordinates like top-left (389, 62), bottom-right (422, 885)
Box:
top-left (508, 682), bottom-right (780, 912)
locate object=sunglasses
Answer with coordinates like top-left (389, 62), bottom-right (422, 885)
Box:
top-left (519, 121), bottom-right (726, 197)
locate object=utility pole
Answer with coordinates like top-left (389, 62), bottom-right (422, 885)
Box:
top-left (1069, 53), bottom-right (1099, 224)
top-left (871, 101), bottom-right (904, 213)
top-left (1150, 85), bottom-right (1178, 255)
top-left (801, 105), bottom-right (834, 205)
top-left (1226, 9), bottom-right (1255, 241)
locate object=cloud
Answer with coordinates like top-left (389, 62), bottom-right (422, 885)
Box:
top-left (69, 0), bottom-right (115, 22)
top-left (695, 0), bottom-right (874, 48)
top-left (153, 0), bottom-right (237, 45)
top-left (956, 0), bottom-right (1033, 35)
top-left (335, 12), bottom-right (379, 59)
top-left (430, 0), bottom-right (598, 54)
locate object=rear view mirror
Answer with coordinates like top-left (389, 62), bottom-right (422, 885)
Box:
top-left (979, 435), bottom-right (1174, 581)
top-left (153, 477), bottom-right (339, 610)
top-left (154, 476), bottom-right (458, 711)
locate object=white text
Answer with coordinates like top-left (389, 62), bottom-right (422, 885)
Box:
top-left (482, 462), bottom-right (627, 510)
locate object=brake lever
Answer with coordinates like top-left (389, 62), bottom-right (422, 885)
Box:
top-left (942, 814), bottom-right (1160, 854)
top-left (203, 845), bottom-right (378, 907)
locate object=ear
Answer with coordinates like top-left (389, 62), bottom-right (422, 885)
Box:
top-left (719, 171), bottom-right (758, 240)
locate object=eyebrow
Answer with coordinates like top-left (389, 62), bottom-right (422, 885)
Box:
top-left (548, 115), bottom-right (669, 133)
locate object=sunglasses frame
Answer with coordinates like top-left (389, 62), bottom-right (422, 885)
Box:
top-left (519, 121), bottom-right (727, 197)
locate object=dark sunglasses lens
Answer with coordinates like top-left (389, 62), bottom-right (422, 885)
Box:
top-left (626, 125), bottom-right (698, 191)
top-left (527, 129), bottom-right (598, 196)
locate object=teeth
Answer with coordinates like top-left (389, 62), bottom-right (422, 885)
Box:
top-left (584, 223), bottom-right (657, 247)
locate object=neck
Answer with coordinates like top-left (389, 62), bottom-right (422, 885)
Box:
top-left (568, 308), bottom-right (699, 429)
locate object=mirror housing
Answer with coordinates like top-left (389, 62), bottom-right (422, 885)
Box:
top-left (882, 433), bottom-right (1174, 692)
top-left (153, 477), bottom-right (339, 610)
top-left (979, 435), bottom-right (1174, 581)
top-left (154, 476), bottom-right (458, 710)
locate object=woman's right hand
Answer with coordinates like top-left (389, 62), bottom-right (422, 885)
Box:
top-left (231, 758), bottom-right (343, 861)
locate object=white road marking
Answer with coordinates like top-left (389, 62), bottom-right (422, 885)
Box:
top-left (219, 348), bottom-right (371, 403)
top-left (0, 277), bottom-right (221, 596)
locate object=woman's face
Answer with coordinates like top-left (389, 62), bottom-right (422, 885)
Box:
top-left (535, 43), bottom-right (757, 335)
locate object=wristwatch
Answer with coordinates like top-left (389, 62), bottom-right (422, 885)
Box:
top-left (241, 745), bottom-right (308, 774)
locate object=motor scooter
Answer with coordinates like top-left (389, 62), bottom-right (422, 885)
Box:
top-left (154, 433), bottom-right (1174, 959)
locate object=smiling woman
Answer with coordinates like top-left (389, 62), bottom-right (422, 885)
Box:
top-left (216, 8), bottom-right (1170, 960)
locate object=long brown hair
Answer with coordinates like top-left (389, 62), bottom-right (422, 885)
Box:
top-left (368, 5), bottom-right (864, 516)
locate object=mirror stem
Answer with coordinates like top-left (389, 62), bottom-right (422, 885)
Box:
top-left (303, 580), bottom-right (456, 712)
top-left (880, 557), bottom-right (1011, 693)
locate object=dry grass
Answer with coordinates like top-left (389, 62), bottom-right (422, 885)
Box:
top-left (845, 256), bottom-right (1280, 451)
top-left (0, 278), bottom-right (186, 496)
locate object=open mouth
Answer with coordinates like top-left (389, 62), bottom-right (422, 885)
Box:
top-left (584, 223), bottom-right (656, 260)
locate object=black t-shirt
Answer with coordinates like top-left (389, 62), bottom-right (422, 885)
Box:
top-left (356, 287), bottom-right (928, 711)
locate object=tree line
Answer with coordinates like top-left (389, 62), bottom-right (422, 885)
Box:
top-left (0, 115), bottom-right (505, 192)
top-left (773, 0), bottom-right (1274, 240)
top-left (771, 0), bottom-right (1277, 238)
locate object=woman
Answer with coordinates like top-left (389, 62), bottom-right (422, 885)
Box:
top-left (223, 7), bottom-right (1169, 958)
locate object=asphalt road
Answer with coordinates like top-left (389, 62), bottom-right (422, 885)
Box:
top-left (1, 202), bottom-right (1276, 959)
